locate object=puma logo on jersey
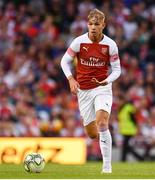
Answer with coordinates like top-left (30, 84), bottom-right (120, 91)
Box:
top-left (83, 46), bottom-right (89, 52)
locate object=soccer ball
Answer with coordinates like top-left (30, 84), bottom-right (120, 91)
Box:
top-left (24, 153), bottom-right (45, 173)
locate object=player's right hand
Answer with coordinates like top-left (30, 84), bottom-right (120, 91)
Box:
top-left (68, 76), bottom-right (80, 95)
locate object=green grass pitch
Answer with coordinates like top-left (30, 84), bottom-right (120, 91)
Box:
top-left (0, 161), bottom-right (155, 179)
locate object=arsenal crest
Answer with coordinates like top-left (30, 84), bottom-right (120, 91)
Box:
top-left (101, 47), bottom-right (108, 55)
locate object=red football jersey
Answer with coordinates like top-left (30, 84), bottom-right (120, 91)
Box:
top-left (76, 43), bottom-right (109, 89)
top-left (66, 33), bottom-right (119, 90)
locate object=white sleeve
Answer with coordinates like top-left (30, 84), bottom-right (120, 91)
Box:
top-left (61, 38), bottom-right (79, 79)
top-left (61, 52), bottom-right (73, 78)
top-left (105, 42), bottom-right (121, 83)
top-left (105, 60), bottom-right (121, 83)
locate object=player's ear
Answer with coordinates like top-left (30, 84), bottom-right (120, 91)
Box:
top-left (87, 22), bottom-right (89, 29)
top-left (102, 22), bottom-right (106, 29)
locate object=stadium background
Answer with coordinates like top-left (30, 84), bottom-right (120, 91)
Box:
top-left (0, 0), bottom-right (155, 163)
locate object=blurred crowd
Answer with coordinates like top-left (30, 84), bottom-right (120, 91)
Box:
top-left (0, 0), bottom-right (155, 161)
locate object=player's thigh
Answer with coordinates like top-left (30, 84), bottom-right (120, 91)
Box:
top-left (77, 90), bottom-right (96, 126)
top-left (84, 121), bottom-right (98, 139)
top-left (94, 94), bottom-right (112, 114)
top-left (94, 94), bottom-right (112, 127)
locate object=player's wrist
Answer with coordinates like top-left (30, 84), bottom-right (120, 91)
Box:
top-left (68, 75), bottom-right (74, 81)
top-left (100, 79), bottom-right (108, 86)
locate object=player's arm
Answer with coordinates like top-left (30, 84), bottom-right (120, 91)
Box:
top-left (61, 44), bottom-right (80, 95)
top-left (105, 59), bottom-right (121, 84)
top-left (92, 43), bottom-right (121, 86)
top-left (105, 43), bottom-right (121, 84)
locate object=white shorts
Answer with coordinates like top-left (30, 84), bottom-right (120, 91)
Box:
top-left (77, 86), bottom-right (112, 126)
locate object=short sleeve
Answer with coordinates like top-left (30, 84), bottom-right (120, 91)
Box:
top-left (128, 104), bottom-right (136, 114)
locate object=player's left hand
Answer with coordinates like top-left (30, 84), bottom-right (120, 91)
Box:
top-left (91, 77), bottom-right (108, 86)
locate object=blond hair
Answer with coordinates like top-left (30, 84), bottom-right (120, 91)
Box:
top-left (88, 8), bottom-right (105, 21)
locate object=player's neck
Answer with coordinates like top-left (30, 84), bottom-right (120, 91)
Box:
top-left (88, 33), bottom-right (104, 43)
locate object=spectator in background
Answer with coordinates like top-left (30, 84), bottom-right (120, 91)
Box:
top-left (118, 95), bottom-right (144, 161)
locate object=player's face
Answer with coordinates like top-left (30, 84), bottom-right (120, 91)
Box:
top-left (87, 17), bottom-right (105, 41)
